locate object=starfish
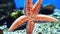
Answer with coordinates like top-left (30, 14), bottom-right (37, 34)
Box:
top-left (8, 0), bottom-right (58, 34)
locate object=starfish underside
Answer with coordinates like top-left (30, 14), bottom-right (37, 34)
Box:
top-left (8, 0), bottom-right (58, 34)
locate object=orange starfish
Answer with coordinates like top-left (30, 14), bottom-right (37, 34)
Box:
top-left (8, 0), bottom-right (58, 34)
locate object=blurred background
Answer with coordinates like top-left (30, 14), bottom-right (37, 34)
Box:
top-left (14, 0), bottom-right (60, 9)
top-left (0, 0), bottom-right (60, 34)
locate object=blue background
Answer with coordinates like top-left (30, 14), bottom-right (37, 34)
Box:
top-left (14, 0), bottom-right (60, 9)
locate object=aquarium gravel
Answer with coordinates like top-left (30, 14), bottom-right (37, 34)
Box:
top-left (2, 22), bottom-right (60, 34)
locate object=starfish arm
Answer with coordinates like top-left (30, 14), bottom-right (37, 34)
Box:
top-left (34, 14), bottom-right (58, 22)
top-left (27, 20), bottom-right (34, 34)
top-left (24, 0), bottom-right (32, 16)
top-left (8, 15), bottom-right (28, 32)
top-left (32, 0), bottom-right (42, 15)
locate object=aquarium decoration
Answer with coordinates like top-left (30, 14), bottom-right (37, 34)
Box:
top-left (8, 0), bottom-right (58, 34)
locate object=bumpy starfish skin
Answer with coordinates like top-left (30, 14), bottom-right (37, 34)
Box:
top-left (25, 0), bottom-right (32, 17)
top-left (8, 0), bottom-right (58, 34)
top-left (8, 15), bottom-right (28, 32)
top-left (32, 0), bottom-right (42, 15)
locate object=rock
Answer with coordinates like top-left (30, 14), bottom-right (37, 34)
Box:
top-left (39, 4), bottom-right (55, 15)
top-left (38, 32), bottom-right (42, 34)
